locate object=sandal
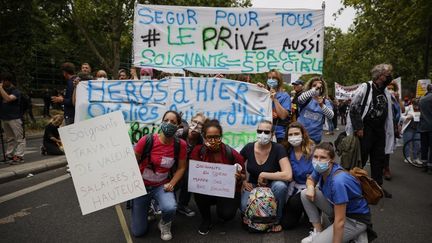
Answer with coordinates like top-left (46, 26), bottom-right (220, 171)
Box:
top-left (271, 224), bottom-right (282, 232)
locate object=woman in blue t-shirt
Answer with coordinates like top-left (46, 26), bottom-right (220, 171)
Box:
top-left (240, 120), bottom-right (292, 232)
top-left (300, 142), bottom-right (373, 243)
top-left (257, 69), bottom-right (291, 143)
top-left (297, 77), bottom-right (334, 144)
top-left (280, 122), bottom-right (314, 229)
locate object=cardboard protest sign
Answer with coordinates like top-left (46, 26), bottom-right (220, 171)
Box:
top-left (133, 4), bottom-right (324, 74)
top-left (188, 160), bottom-right (236, 198)
top-left (335, 82), bottom-right (361, 100)
top-left (59, 111), bottom-right (146, 215)
top-left (74, 78), bottom-right (272, 151)
top-left (416, 79), bottom-right (431, 98)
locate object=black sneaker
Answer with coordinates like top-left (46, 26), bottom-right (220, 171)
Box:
top-left (383, 189), bottom-right (392, 199)
top-left (177, 205), bottom-right (196, 217)
top-left (40, 146), bottom-right (47, 156)
top-left (198, 220), bottom-right (212, 235)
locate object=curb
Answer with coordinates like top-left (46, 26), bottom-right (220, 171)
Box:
top-left (0, 156), bottom-right (68, 184)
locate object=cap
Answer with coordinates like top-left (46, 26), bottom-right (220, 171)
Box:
top-left (292, 79), bottom-right (304, 85)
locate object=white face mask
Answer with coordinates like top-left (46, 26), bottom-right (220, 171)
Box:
top-left (288, 135), bottom-right (302, 147)
top-left (141, 75), bottom-right (151, 80)
top-left (257, 133), bottom-right (272, 145)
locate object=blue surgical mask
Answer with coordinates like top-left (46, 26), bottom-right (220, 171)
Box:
top-left (312, 159), bottom-right (330, 173)
top-left (160, 122), bottom-right (177, 138)
top-left (267, 79), bottom-right (278, 89)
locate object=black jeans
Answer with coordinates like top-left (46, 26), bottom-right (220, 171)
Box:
top-left (176, 169), bottom-right (192, 207)
top-left (360, 128), bottom-right (386, 186)
top-left (421, 131), bottom-right (432, 166)
top-left (281, 192), bottom-right (305, 229)
top-left (194, 192), bottom-right (240, 223)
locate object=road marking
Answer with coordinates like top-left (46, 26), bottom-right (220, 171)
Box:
top-left (0, 174), bottom-right (70, 204)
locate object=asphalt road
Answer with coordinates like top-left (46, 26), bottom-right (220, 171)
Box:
top-left (1, 132), bottom-right (432, 243)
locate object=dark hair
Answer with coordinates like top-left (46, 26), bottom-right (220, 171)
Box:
top-left (162, 110), bottom-right (182, 125)
top-left (61, 62), bottom-right (75, 75)
top-left (313, 142), bottom-right (336, 159)
top-left (77, 72), bottom-right (93, 81)
top-left (0, 72), bottom-right (15, 83)
top-left (203, 119), bottom-right (223, 137)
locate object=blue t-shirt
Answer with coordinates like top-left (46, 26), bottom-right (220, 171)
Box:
top-left (273, 91), bottom-right (291, 140)
top-left (289, 149), bottom-right (313, 185)
top-left (297, 98), bottom-right (332, 143)
top-left (311, 163), bottom-right (370, 215)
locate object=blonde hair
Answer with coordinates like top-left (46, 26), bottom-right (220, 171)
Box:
top-left (50, 115), bottom-right (64, 127)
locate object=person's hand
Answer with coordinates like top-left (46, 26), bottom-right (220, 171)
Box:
top-left (130, 67), bottom-right (137, 78)
top-left (163, 183), bottom-right (174, 192)
top-left (73, 77), bottom-right (81, 87)
top-left (235, 171), bottom-right (242, 181)
top-left (243, 181), bottom-right (254, 192)
top-left (355, 129), bottom-right (364, 138)
top-left (305, 186), bottom-right (315, 201)
top-left (270, 88), bottom-right (276, 100)
top-left (256, 82), bottom-right (265, 89)
top-left (51, 96), bottom-right (64, 103)
top-left (257, 173), bottom-right (268, 187)
top-left (406, 114), bottom-right (413, 121)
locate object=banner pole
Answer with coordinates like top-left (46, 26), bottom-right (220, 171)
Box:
top-left (115, 204), bottom-right (133, 243)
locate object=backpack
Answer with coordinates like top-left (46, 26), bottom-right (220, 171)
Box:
top-left (138, 134), bottom-right (181, 174)
top-left (244, 187), bottom-right (278, 232)
top-left (349, 167), bottom-right (384, 205)
top-left (334, 167), bottom-right (384, 205)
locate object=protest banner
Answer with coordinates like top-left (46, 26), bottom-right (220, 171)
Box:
top-left (394, 77), bottom-right (402, 100)
top-left (74, 78), bottom-right (272, 150)
top-left (188, 160), bottom-right (236, 198)
top-left (334, 82), bottom-right (361, 100)
top-left (416, 79), bottom-right (431, 97)
top-left (59, 111), bottom-right (147, 215)
top-left (133, 4), bottom-right (324, 74)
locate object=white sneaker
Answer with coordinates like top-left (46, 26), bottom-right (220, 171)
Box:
top-left (414, 159), bottom-right (423, 165)
top-left (301, 229), bottom-right (320, 243)
top-left (158, 220), bottom-right (172, 241)
top-left (404, 157), bottom-right (411, 163)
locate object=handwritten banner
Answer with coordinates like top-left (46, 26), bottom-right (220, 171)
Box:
top-left (335, 82), bottom-right (361, 100)
top-left (188, 160), bottom-right (236, 198)
top-left (59, 111), bottom-right (147, 215)
top-left (133, 4), bottom-right (324, 74)
top-left (74, 78), bottom-right (272, 150)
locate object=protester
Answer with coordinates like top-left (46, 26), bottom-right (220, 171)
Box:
top-left (339, 100), bottom-right (348, 125)
top-left (189, 119), bottom-right (245, 235)
top-left (240, 120), bottom-right (292, 232)
top-left (257, 69), bottom-right (291, 143)
top-left (291, 79), bottom-right (304, 122)
top-left (140, 68), bottom-right (154, 80)
top-left (383, 80), bottom-right (402, 180)
top-left (176, 113), bottom-right (208, 217)
top-left (419, 84), bottom-right (432, 173)
top-left (346, 63), bottom-right (395, 198)
top-left (297, 77), bottom-right (334, 144)
top-left (300, 142), bottom-right (373, 243)
top-left (401, 98), bottom-right (421, 165)
top-left (118, 69), bottom-right (129, 80)
top-left (41, 115), bottom-right (64, 155)
top-left (95, 70), bottom-right (108, 80)
top-left (280, 122), bottom-right (314, 229)
top-left (237, 74), bottom-right (252, 83)
top-left (0, 72), bottom-right (25, 164)
top-left (80, 63), bottom-right (92, 75)
top-left (52, 62), bottom-right (76, 125)
top-left (132, 110), bottom-right (187, 241)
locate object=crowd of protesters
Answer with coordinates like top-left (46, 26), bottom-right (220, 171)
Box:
top-left (1, 62), bottom-right (431, 243)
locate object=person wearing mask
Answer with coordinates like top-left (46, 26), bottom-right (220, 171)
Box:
top-left (176, 113), bottom-right (208, 217)
top-left (41, 115), bottom-right (64, 155)
top-left (118, 69), bottom-right (129, 80)
top-left (240, 120), bottom-right (292, 232)
top-left (300, 142), bottom-right (374, 243)
top-left (401, 98), bottom-right (421, 165)
top-left (257, 69), bottom-right (291, 143)
top-left (281, 122), bottom-right (314, 229)
top-left (419, 84), bottom-right (432, 173)
top-left (95, 70), bottom-right (108, 80)
top-left (346, 64), bottom-right (395, 198)
top-left (132, 110), bottom-right (187, 241)
top-left (291, 79), bottom-right (304, 122)
top-left (297, 77), bottom-right (334, 144)
top-left (189, 119), bottom-right (245, 235)
top-left (0, 72), bottom-right (25, 164)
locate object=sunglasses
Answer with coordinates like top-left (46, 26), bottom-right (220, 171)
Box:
top-left (257, 129), bottom-right (271, 134)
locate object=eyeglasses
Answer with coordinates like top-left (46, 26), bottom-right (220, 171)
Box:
top-left (191, 120), bottom-right (204, 127)
top-left (206, 135), bottom-right (221, 140)
top-left (257, 129), bottom-right (271, 134)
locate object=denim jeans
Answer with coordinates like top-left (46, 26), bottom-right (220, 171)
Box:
top-left (131, 185), bottom-right (177, 237)
top-left (403, 128), bottom-right (420, 160)
top-left (240, 180), bottom-right (288, 222)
